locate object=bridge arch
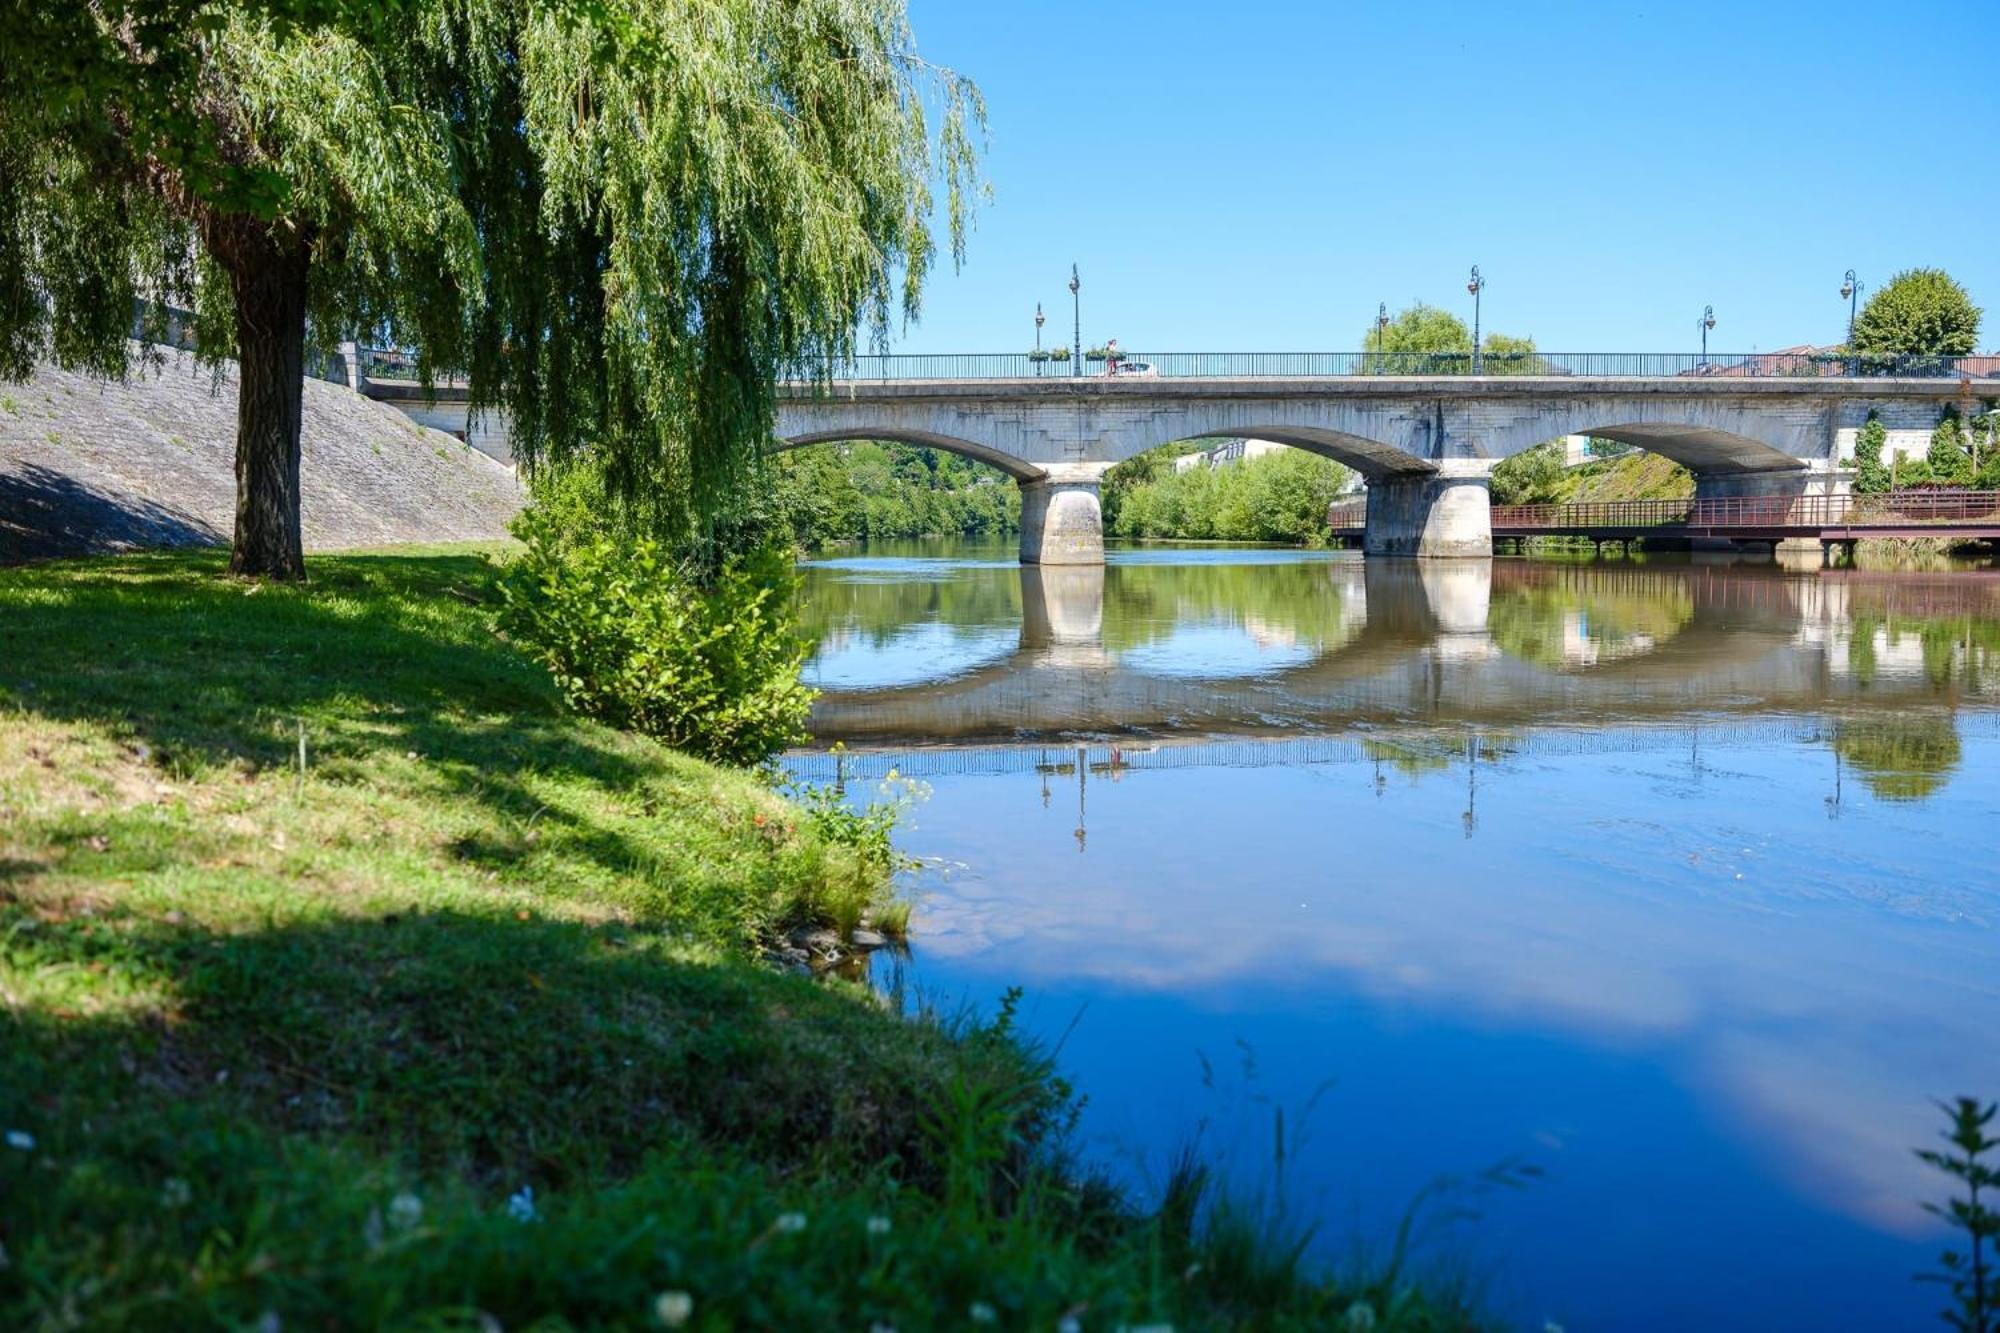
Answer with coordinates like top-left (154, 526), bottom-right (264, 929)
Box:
top-left (776, 428), bottom-right (1047, 482)
top-left (1542, 423), bottom-right (1806, 475)
top-left (1110, 424), bottom-right (1434, 478)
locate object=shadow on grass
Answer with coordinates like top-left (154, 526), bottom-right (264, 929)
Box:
top-left (0, 901), bottom-right (1057, 1195)
top-left (0, 462), bottom-right (222, 564)
top-left (0, 551), bottom-right (750, 902)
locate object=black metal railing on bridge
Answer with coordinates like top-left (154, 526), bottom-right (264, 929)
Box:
top-left (784, 350), bottom-right (1998, 382)
top-left (344, 346), bottom-right (1997, 386)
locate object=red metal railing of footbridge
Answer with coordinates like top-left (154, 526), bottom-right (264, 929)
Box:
top-left (1327, 491), bottom-right (2000, 538)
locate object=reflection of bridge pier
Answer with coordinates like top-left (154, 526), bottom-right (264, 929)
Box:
top-left (1360, 559), bottom-right (1494, 658)
top-left (1018, 564), bottom-right (1108, 666)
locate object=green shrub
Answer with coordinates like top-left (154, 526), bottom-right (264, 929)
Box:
top-left (1929, 407), bottom-right (1975, 486)
top-left (1490, 440), bottom-right (1565, 505)
top-left (1854, 412), bottom-right (1892, 494)
top-left (1108, 447), bottom-right (1352, 544)
top-left (501, 508), bottom-right (816, 766)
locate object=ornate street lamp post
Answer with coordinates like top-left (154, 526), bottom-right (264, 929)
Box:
top-left (1840, 270), bottom-right (1863, 348)
top-left (1698, 304), bottom-right (1716, 368)
top-left (1375, 301), bottom-right (1389, 373)
top-left (1068, 264), bottom-right (1082, 379)
top-left (1466, 266), bottom-right (1485, 374)
top-left (1034, 302), bottom-right (1045, 376)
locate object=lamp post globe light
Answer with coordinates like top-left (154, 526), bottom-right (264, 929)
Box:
top-left (1841, 269), bottom-right (1863, 347)
top-left (1699, 304), bottom-right (1716, 367)
top-left (1068, 263), bottom-right (1082, 379)
top-left (1466, 266), bottom-right (1485, 374)
top-left (1034, 301), bottom-right (1045, 375)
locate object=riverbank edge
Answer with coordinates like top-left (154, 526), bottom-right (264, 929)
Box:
top-left (0, 546), bottom-right (1493, 1331)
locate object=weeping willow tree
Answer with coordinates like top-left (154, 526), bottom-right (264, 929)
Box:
top-left (0, 1), bottom-right (981, 577)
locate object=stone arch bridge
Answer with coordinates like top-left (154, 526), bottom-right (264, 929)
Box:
top-left (773, 375), bottom-right (1975, 562)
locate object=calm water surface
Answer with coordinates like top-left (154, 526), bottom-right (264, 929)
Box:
top-left (787, 537), bottom-right (2000, 1332)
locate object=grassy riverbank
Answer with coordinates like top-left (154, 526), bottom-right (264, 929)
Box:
top-left (0, 549), bottom-right (1490, 1331)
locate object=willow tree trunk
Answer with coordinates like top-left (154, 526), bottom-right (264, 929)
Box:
top-left (211, 220), bottom-right (311, 580)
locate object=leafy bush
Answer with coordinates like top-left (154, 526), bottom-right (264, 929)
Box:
top-left (1854, 412), bottom-right (1892, 494)
top-left (1490, 440), bottom-right (1565, 505)
top-left (770, 442), bottom-right (1020, 546)
top-left (1930, 407), bottom-right (1975, 486)
top-left (1108, 446), bottom-right (1352, 544)
top-left (501, 505), bottom-right (816, 766)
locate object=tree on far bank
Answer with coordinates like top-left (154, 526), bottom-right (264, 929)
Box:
top-left (1, 2), bottom-right (980, 579)
top-left (1361, 302), bottom-right (1537, 372)
top-left (1850, 269), bottom-right (1982, 357)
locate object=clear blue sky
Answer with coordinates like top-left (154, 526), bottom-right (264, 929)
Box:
top-left (895, 0), bottom-right (2000, 355)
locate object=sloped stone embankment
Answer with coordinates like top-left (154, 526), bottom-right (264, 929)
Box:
top-left (1, 345), bottom-right (521, 562)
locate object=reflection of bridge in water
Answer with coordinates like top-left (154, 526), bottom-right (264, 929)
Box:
top-left (787, 711), bottom-right (2000, 783)
top-left (802, 560), bottom-right (2000, 745)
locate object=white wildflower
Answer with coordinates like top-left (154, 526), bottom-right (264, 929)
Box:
top-left (969, 1302), bottom-right (997, 1324)
top-left (773, 1211), bottom-right (806, 1234)
top-left (4, 1130), bottom-right (34, 1152)
top-left (389, 1192), bottom-right (423, 1231)
top-left (653, 1290), bottom-right (694, 1327)
top-left (505, 1186), bottom-right (538, 1222)
top-left (1342, 1302), bottom-right (1377, 1332)
top-left (866, 1215), bottom-right (891, 1237)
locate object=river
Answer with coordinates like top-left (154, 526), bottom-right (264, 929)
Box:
top-left (785, 537), bottom-right (2000, 1332)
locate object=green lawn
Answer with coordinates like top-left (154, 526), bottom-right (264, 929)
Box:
top-left (0, 548), bottom-right (1493, 1331)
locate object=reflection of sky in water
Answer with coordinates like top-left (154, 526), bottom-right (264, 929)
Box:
top-left (785, 547), bottom-right (2000, 1333)
top-left (805, 620), bottom-right (1017, 692)
top-left (800, 554), bottom-right (1018, 573)
top-left (1116, 619), bottom-right (1318, 677)
top-left (869, 725), bottom-right (2000, 1333)
top-left (1106, 545), bottom-right (1343, 568)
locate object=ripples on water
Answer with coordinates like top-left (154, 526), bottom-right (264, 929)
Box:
top-left (787, 538), bottom-right (2000, 1332)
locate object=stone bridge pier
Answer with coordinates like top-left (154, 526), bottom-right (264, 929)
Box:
top-left (1017, 464), bottom-right (1115, 565)
top-left (1363, 461), bottom-right (1497, 558)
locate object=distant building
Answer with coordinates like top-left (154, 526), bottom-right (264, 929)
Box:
top-left (1172, 437), bottom-right (1289, 472)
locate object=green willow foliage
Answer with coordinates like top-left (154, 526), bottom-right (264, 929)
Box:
top-left (0, 0), bottom-right (982, 573)
top-left (1109, 448), bottom-right (1353, 545)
